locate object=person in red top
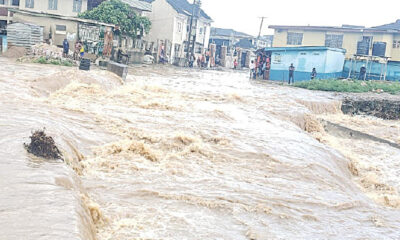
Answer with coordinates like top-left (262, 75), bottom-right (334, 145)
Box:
top-left (234, 59), bottom-right (238, 69)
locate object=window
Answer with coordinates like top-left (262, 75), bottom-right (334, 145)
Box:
top-left (177, 22), bottom-right (182, 33)
top-left (300, 52), bottom-right (307, 55)
top-left (199, 27), bottom-right (203, 35)
top-left (25, 0), bottom-right (33, 8)
top-left (48, 0), bottom-right (57, 10)
top-left (287, 32), bottom-right (303, 45)
top-left (325, 34), bottom-right (343, 48)
top-left (393, 40), bottom-right (400, 49)
top-left (55, 25), bottom-right (66, 34)
top-left (0, 0), bottom-right (7, 5)
top-left (73, 0), bottom-right (82, 12)
top-left (12, 0), bottom-right (19, 6)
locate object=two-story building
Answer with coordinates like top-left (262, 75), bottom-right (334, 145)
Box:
top-left (269, 20), bottom-right (400, 80)
top-left (143, 0), bottom-right (212, 64)
top-left (270, 21), bottom-right (400, 61)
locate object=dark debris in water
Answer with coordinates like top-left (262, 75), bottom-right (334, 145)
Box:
top-left (24, 129), bottom-right (62, 160)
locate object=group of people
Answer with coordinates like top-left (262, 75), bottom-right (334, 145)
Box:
top-left (62, 38), bottom-right (85, 60)
top-left (250, 61), bottom-right (318, 84)
top-left (250, 54), bottom-right (271, 80)
top-left (189, 53), bottom-right (210, 68)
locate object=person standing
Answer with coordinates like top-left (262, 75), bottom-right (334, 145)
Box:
top-left (289, 63), bottom-right (295, 84)
top-left (205, 51), bottom-right (210, 68)
top-left (359, 65), bottom-right (367, 80)
top-left (250, 60), bottom-right (256, 79)
top-left (234, 59), bottom-right (238, 70)
top-left (79, 43), bottom-right (85, 59)
top-left (197, 56), bottom-right (201, 68)
top-left (311, 68), bottom-right (317, 80)
top-left (62, 39), bottom-right (69, 58)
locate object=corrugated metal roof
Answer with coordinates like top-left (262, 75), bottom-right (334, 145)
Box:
top-left (210, 27), bottom-right (252, 38)
top-left (120, 0), bottom-right (152, 12)
top-left (373, 20), bottom-right (400, 31)
top-left (143, 0), bottom-right (211, 20)
top-left (269, 25), bottom-right (397, 34)
top-left (10, 9), bottom-right (115, 27)
top-left (263, 46), bottom-right (346, 53)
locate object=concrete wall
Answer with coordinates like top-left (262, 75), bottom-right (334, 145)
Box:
top-left (146, 0), bottom-right (212, 63)
top-left (19, 0), bottom-right (88, 16)
top-left (13, 12), bottom-right (78, 47)
top-left (273, 28), bottom-right (400, 61)
top-left (269, 49), bottom-right (345, 81)
top-left (145, 0), bottom-right (175, 46)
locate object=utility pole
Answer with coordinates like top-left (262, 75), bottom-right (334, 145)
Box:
top-left (186, 0), bottom-right (201, 64)
top-left (257, 17), bottom-right (267, 49)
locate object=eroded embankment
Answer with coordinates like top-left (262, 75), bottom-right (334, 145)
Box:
top-left (342, 96), bottom-right (400, 120)
top-left (296, 97), bottom-right (400, 209)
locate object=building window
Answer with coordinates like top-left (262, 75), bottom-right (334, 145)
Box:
top-left (12, 0), bottom-right (19, 6)
top-left (393, 40), bottom-right (400, 49)
top-left (177, 22), bottom-right (182, 33)
top-left (0, 0), bottom-right (7, 5)
top-left (55, 24), bottom-right (66, 34)
top-left (25, 0), bottom-right (34, 8)
top-left (48, 0), bottom-right (57, 10)
top-left (73, 0), bottom-right (82, 12)
top-left (287, 32), bottom-right (303, 45)
top-left (325, 34), bottom-right (343, 48)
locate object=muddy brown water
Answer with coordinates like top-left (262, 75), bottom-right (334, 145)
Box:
top-left (1, 58), bottom-right (400, 239)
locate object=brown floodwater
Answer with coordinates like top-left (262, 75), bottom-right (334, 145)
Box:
top-left (1, 57), bottom-right (399, 239)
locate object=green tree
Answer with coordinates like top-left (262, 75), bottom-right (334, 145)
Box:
top-left (79, 0), bottom-right (151, 38)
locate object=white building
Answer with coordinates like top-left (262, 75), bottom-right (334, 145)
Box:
top-left (143, 0), bottom-right (212, 64)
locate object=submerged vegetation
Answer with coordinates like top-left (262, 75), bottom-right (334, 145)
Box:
top-left (33, 56), bottom-right (75, 67)
top-left (294, 79), bottom-right (400, 94)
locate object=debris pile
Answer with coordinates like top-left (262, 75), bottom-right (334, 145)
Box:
top-left (1, 46), bottom-right (27, 58)
top-left (24, 130), bottom-right (62, 159)
top-left (32, 43), bottom-right (63, 59)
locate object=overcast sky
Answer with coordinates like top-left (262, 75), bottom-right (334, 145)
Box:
top-left (201, 0), bottom-right (400, 36)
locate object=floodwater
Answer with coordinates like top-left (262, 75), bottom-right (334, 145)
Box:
top-left (1, 57), bottom-right (400, 239)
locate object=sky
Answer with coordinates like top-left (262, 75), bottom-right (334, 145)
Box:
top-left (201, 0), bottom-right (400, 36)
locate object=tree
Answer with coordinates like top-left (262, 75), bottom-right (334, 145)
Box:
top-left (79, 0), bottom-right (151, 39)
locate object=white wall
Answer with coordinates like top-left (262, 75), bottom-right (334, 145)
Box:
top-left (145, 0), bottom-right (175, 44)
top-left (19, 0), bottom-right (88, 17)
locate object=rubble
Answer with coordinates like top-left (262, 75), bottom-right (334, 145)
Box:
top-left (32, 43), bottom-right (63, 59)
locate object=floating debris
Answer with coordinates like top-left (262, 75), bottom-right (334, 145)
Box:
top-left (24, 129), bottom-right (62, 159)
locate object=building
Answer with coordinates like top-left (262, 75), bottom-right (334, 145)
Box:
top-left (259, 46), bottom-right (346, 81)
top-left (256, 35), bottom-right (273, 49)
top-left (19, 0), bottom-right (88, 16)
top-left (1, 0), bottom-right (87, 31)
top-left (10, 9), bottom-right (113, 51)
top-left (270, 20), bottom-right (400, 81)
top-left (0, 0), bottom-right (20, 29)
top-left (143, 0), bottom-right (212, 64)
top-left (269, 22), bottom-right (400, 61)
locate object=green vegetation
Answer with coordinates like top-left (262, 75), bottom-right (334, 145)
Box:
top-left (79, 0), bottom-right (151, 38)
top-left (294, 79), bottom-right (400, 94)
top-left (33, 56), bottom-right (74, 67)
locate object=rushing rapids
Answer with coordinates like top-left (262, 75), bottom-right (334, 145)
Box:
top-left (1, 58), bottom-right (400, 239)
